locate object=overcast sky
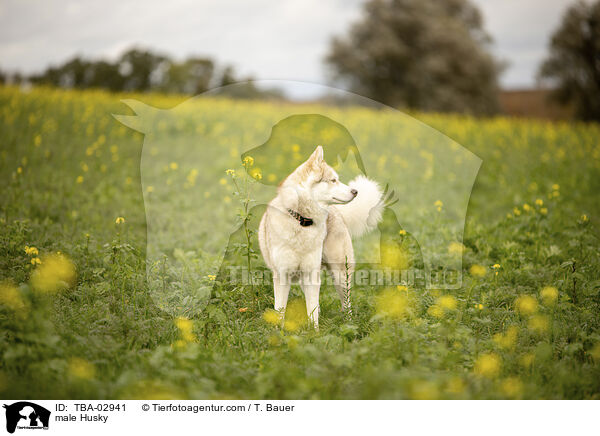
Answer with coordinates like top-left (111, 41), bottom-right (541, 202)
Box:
top-left (0, 0), bottom-right (577, 97)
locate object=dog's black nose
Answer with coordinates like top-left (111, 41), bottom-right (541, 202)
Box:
top-left (351, 189), bottom-right (358, 197)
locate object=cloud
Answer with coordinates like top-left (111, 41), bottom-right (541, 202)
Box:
top-left (474, 0), bottom-right (576, 87)
top-left (0, 0), bottom-right (578, 93)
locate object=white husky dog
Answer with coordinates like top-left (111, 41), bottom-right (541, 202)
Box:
top-left (258, 146), bottom-right (384, 328)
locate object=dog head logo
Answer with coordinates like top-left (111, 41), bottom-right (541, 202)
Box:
top-left (115, 80), bottom-right (481, 316)
top-left (3, 402), bottom-right (50, 434)
top-left (240, 114), bottom-right (365, 185)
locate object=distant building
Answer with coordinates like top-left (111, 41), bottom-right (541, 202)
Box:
top-left (499, 89), bottom-right (573, 120)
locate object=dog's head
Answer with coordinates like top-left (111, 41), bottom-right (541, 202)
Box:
top-left (281, 145), bottom-right (358, 206)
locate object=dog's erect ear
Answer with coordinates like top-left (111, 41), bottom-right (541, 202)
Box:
top-left (307, 145), bottom-right (324, 167)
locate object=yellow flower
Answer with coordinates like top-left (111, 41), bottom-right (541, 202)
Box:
top-left (69, 357), bottom-right (96, 380)
top-left (528, 314), bottom-right (549, 333)
top-left (283, 299), bottom-right (308, 331)
top-left (219, 178), bottom-right (227, 185)
top-left (0, 281), bottom-right (29, 316)
top-left (146, 186), bottom-right (154, 193)
top-left (581, 214), bottom-right (588, 222)
top-left (396, 285), bottom-right (408, 292)
top-left (535, 199), bottom-right (543, 206)
top-left (552, 183), bottom-right (560, 191)
top-left (186, 169), bottom-right (198, 187)
top-left (434, 200), bottom-right (443, 212)
top-left (427, 295), bottom-right (457, 319)
top-left (540, 207), bottom-right (548, 215)
top-left (492, 263), bottom-right (501, 276)
top-left (174, 317), bottom-right (192, 332)
top-left (251, 169), bottom-right (263, 180)
top-left (469, 264), bottom-right (486, 278)
top-left (380, 242), bottom-right (409, 270)
top-left (262, 309), bottom-right (281, 325)
top-left (30, 257), bottom-right (42, 265)
top-left (243, 156), bottom-right (254, 167)
top-left (30, 253), bottom-right (76, 294)
top-left (427, 304), bottom-right (444, 319)
top-left (174, 317), bottom-right (196, 342)
top-left (520, 353), bottom-right (535, 368)
top-left (283, 320), bottom-right (299, 331)
top-left (476, 303), bottom-right (484, 310)
top-left (398, 229), bottom-right (407, 236)
top-left (225, 169), bottom-right (235, 176)
top-left (76, 175), bottom-right (84, 184)
top-left (207, 274), bottom-right (216, 281)
top-left (513, 207), bottom-right (521, 216)
top-left (169, 162), bottom-right (178, 170)
top-left (376, 288), bottom-right (411, 319)
top-left (522, 203), bottom-right (531, 212)
top-left (173, 339), bottom-right (187, 349)
top-left (515, 295), bottom-right (538, 316)
top-left (24, 246), bottom-right (39, 256)
top-left (500, 377), bottom-right (523, 399)
top-left (437, 295), bottom-right (457, 311)
top-left (493, 325), bottom-right (519, 350)
top-left (447, 242), bottom-right (465, 255)
top-left (540, 286), bottom-right (558, 306)
top-left (474, 352), bottom-right (501, 378)
top-left (115, 216), bottom-right (125, 224)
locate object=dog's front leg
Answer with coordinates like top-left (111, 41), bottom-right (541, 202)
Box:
top-left (273, 271), bottom-right (291, 318)
top-left (301, 270), bottom-right (321, 329)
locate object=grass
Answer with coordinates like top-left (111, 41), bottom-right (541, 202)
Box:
top-left (1, 85), bottom-right (600, 399)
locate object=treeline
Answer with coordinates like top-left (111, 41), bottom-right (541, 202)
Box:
top-left (0, 48), bottom-right (284, 99)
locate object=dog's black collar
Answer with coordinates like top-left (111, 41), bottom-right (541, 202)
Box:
top-left (287, 209), bottom-right (313, 227)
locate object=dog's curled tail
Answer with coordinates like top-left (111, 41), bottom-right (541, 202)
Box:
top-left (335, 175), bottom-right (385, 238)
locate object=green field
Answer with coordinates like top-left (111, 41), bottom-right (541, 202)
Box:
top-left (1, 85), bottom-right (600, 399)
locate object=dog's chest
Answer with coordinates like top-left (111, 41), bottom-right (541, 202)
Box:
top-left (270, 220), bottom-right (327, 267)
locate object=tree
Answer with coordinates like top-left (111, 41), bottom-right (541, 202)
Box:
top-left (325, 0), bottom-right (502, 114)
top-left (163, 57), bottom-right (214, 94)
top-left (538, 1), bottom-right (600, 121)
top-left (118, 48), bottom-right (168, 92)
top-left (23, 47), bottom-right (284, 98)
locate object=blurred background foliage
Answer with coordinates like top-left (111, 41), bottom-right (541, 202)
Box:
top-left (1, 0), bottom-right (599, 119)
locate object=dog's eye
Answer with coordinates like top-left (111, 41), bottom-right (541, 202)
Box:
top-left (331, 179), bottom-right (337, 183)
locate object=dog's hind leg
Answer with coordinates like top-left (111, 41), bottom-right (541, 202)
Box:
top-left (326, 262), bottom-right (353, 315)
